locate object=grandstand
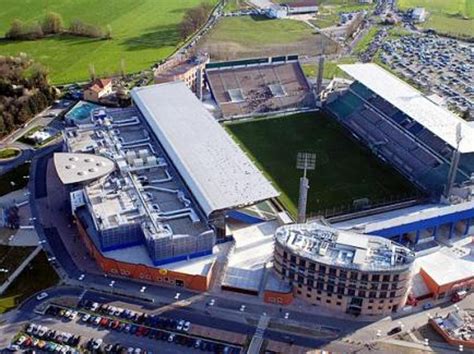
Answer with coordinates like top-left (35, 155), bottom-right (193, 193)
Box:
top-left (205, 55), bottom-right (314, 119)
top-left (326, 63), bottom-right (474, 196)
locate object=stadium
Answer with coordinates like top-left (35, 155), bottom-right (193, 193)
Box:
top-left (205, 55), bottom-right (315, 119)
top-left (325, 63), bottom-right (474, 252)
top-left (54, 81), bottom-right (279, 291)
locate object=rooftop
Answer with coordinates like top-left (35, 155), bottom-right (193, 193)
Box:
top-left (131, 82), bottom-right (279, 217)
top-left (62, 107), bottom-right (210, 239)
top-left (54, 152), bottom-right (115, 185)
top-left (275, 222), bottom-right (415, 271)
top-left (339, 63), bottom-right (474, 153)
top-left (417, 238), bottom-right (474, 286)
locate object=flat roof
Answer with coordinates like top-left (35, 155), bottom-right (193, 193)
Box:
top-left (222, 221), bottom-right (278, 292)
top-left (276, 222), bottom-right (415, 271)
top-left (417, 250), bottom-right (474, 286)
top-left (131, 82), bottom-right (279, 217)
top-left (339, 63), bottom-right (474, 153)
top-left (54, 152), bottom-right (115, 184)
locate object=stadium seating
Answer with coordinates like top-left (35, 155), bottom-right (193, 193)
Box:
top-left (325, 82), bottom-right (466, 194)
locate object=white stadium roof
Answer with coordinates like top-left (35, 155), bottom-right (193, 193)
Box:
top-left (339, 63), bottom-right (474, 153)
top-left (131, 82), bottom-right (279, 217)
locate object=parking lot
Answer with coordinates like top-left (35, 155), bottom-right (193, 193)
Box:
top-left (380, 33), bottom-right (473, 115)
top-left (10, 300), bottom-right (242, 353)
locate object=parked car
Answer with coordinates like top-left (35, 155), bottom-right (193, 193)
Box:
top-left (36, 292), bottom-right (49, 301)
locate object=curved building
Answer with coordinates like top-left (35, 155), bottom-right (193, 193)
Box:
top-left (274, 223), bottom-right (415, 315)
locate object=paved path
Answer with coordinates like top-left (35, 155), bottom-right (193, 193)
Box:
top-left (0, 246), bottom-right (41, 295)
top-left (247, 313), bottom-right (270, 354)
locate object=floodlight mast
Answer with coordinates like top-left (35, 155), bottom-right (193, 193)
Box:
top-left (296, 152), bottom-right (316, 223)
top-left (443, 123), bottom-right (463, 200)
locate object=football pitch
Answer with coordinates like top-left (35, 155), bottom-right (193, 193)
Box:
top-left (226, 112), bottom-right (420, 217)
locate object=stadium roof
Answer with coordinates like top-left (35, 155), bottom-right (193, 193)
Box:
top-left (339, 63), bottom-right (474, 153)
top-left (131, 82), bottom-right (279, 217)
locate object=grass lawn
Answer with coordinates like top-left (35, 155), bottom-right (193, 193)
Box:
top-left (353, 26), bottom-right (379, 54)
top-left (226, 113), bottom-right (419, 216)
top-left (0, 162), bottom-right (31, 197)
top-left (0, 245), bottom-right (35, 283)
top-left (0, 0), bottom-right (216, 84)
top-left (302, 56), bottom-right (357, 79)
top-left (398, 0), bottom-right (473, 37)
top-left (223, 0), bottom-right (251, 12)
top-left (198, 15), bottom-right (338, 60)
top-left (0, 148), bottom-right (20, 160)
top-left (17, 125), bottom-right (60, 148)
top-left (0, 251), bottom-right (59, 313)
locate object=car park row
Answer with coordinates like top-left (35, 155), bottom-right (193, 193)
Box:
top-left (26, 301), bottom-right (241, 353)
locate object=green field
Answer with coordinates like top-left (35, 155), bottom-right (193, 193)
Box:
top-left (354, 27), bottom-right (379, 54)
top-left (0, 148), bottom-right (20, 160)
top-left (198, 16), bottom-right (339, 60)
top-left (0, 0), bottom-right (215, 84)
top-left (0, 251), bottom-right (59, 313)
top-left (226, 113), bottom-right (419, 216)
top-left (302, 56), bottom-right (357, 79)
top-left (0, 162), bottom-right (31, 197)
top-left (398, 0), bottom-right (474, 37)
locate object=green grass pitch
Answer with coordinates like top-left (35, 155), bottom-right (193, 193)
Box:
top-left (226, 112), bottom-right (420, 217)
top-left (0, 0), bottom-right (216, 84)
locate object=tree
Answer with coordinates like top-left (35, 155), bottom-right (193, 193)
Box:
top-left (6, 19), bottom-right (25, 39)
top-left (42, 12), bottom-right (64, 34)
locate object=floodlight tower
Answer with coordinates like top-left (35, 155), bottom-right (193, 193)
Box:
top-left (316, 56), bottom-right (325, 96)
top-left (296, 152), bottom-right (316, 224)
top-left (443, 123), bottom-right (463, 200)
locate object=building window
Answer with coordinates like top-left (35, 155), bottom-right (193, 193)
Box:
top-left (350, 272), bottom-right (358, 281)
top-left (391, 283), bottom-right (397, 290)
top-left (337, 295), bottom-right (342, 300)
top-left (381, 283), bottom-right (389, 290)
top-left (369, 299), bottom-right (374, 303)
top-left (297, 290), bottom-right (302, 295)
top-left (368, 306), bottom-right (373, 310)
top-left (327, 285), bottom-right (334, 293)
top-left (309, 263), bottom-right (315, 271)
top-left (348, 289), bottom-right (355, 296)
top-left (361, 274), bottom-right (369, 282)
top-left (319, 265), bottom-right (326, 274)
top-left (339, 270), bottom-right (347, 279)
top-left (337, 287), bottom-right (345, 295)
top-left (390, 291), bottom-right (396, 298)
top-left (317, 282), bottom-right (324, 290)
top-left (326, 299), bottom-right (331, 304)
top-left (290, 255), bottom-right (296, 263)
top-left (359, 291), bottom-right (366, 298)
top-left (383, 275), bottom-right (390, 282)
top-left (378, 306), bottom-right (383, 310)
top-left (372, 274), bottom-right (380, 282)
top-left (379, 299), bottom-right (384, 304)
top-left (283, 251), bottom-right (288, 259)
top-left (298, 275), bottom-right (304, 283)
top-left (307, 280), bottom-right (314, 287)
top-left (298, 283), bottom-right (302, 288)
top-left (369, 292), bottom-right (376, 298)
top-left (329, 268), bottom-right (337, 276)
top-left (380, 292), bottom-right (387, 298)
top-left (393, 274), bottom-right (399, 281)
top-left (336, 302), bottom-right (341, 306)
top-left (317, 290), bottom-right (322, 295)
top-left (307, 287), bottom-right (312, 292)
top-left (316, 297), bottom-right (321, 301)
top-left (307, 293), bottom-right (311, 298)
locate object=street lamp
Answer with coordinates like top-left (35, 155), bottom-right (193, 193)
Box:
top-left (284, 312), bottom-right (290, 319)
top-left (239, 305), bottom-right (246, 312)
top-left (174, 292), bottom-right (180, 300)
top-left (459, 344), bottom-right (464, 352)
top-left (208, 299), bottom-right (215, 306)
top-left (140, 286), bottom-right (146, 293)
top-left (78, 274), bottom-right (85, 281)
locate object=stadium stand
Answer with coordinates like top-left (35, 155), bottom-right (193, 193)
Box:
top-left (326, 65), bottom-right (474, 195)
top-left (205, 56), bottom-right (315, 119)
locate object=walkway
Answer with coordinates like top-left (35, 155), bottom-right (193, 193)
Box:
top-left (247, 313), bottom-right (270, 354)
top-left (0, 245), bottom-right (41, 295)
